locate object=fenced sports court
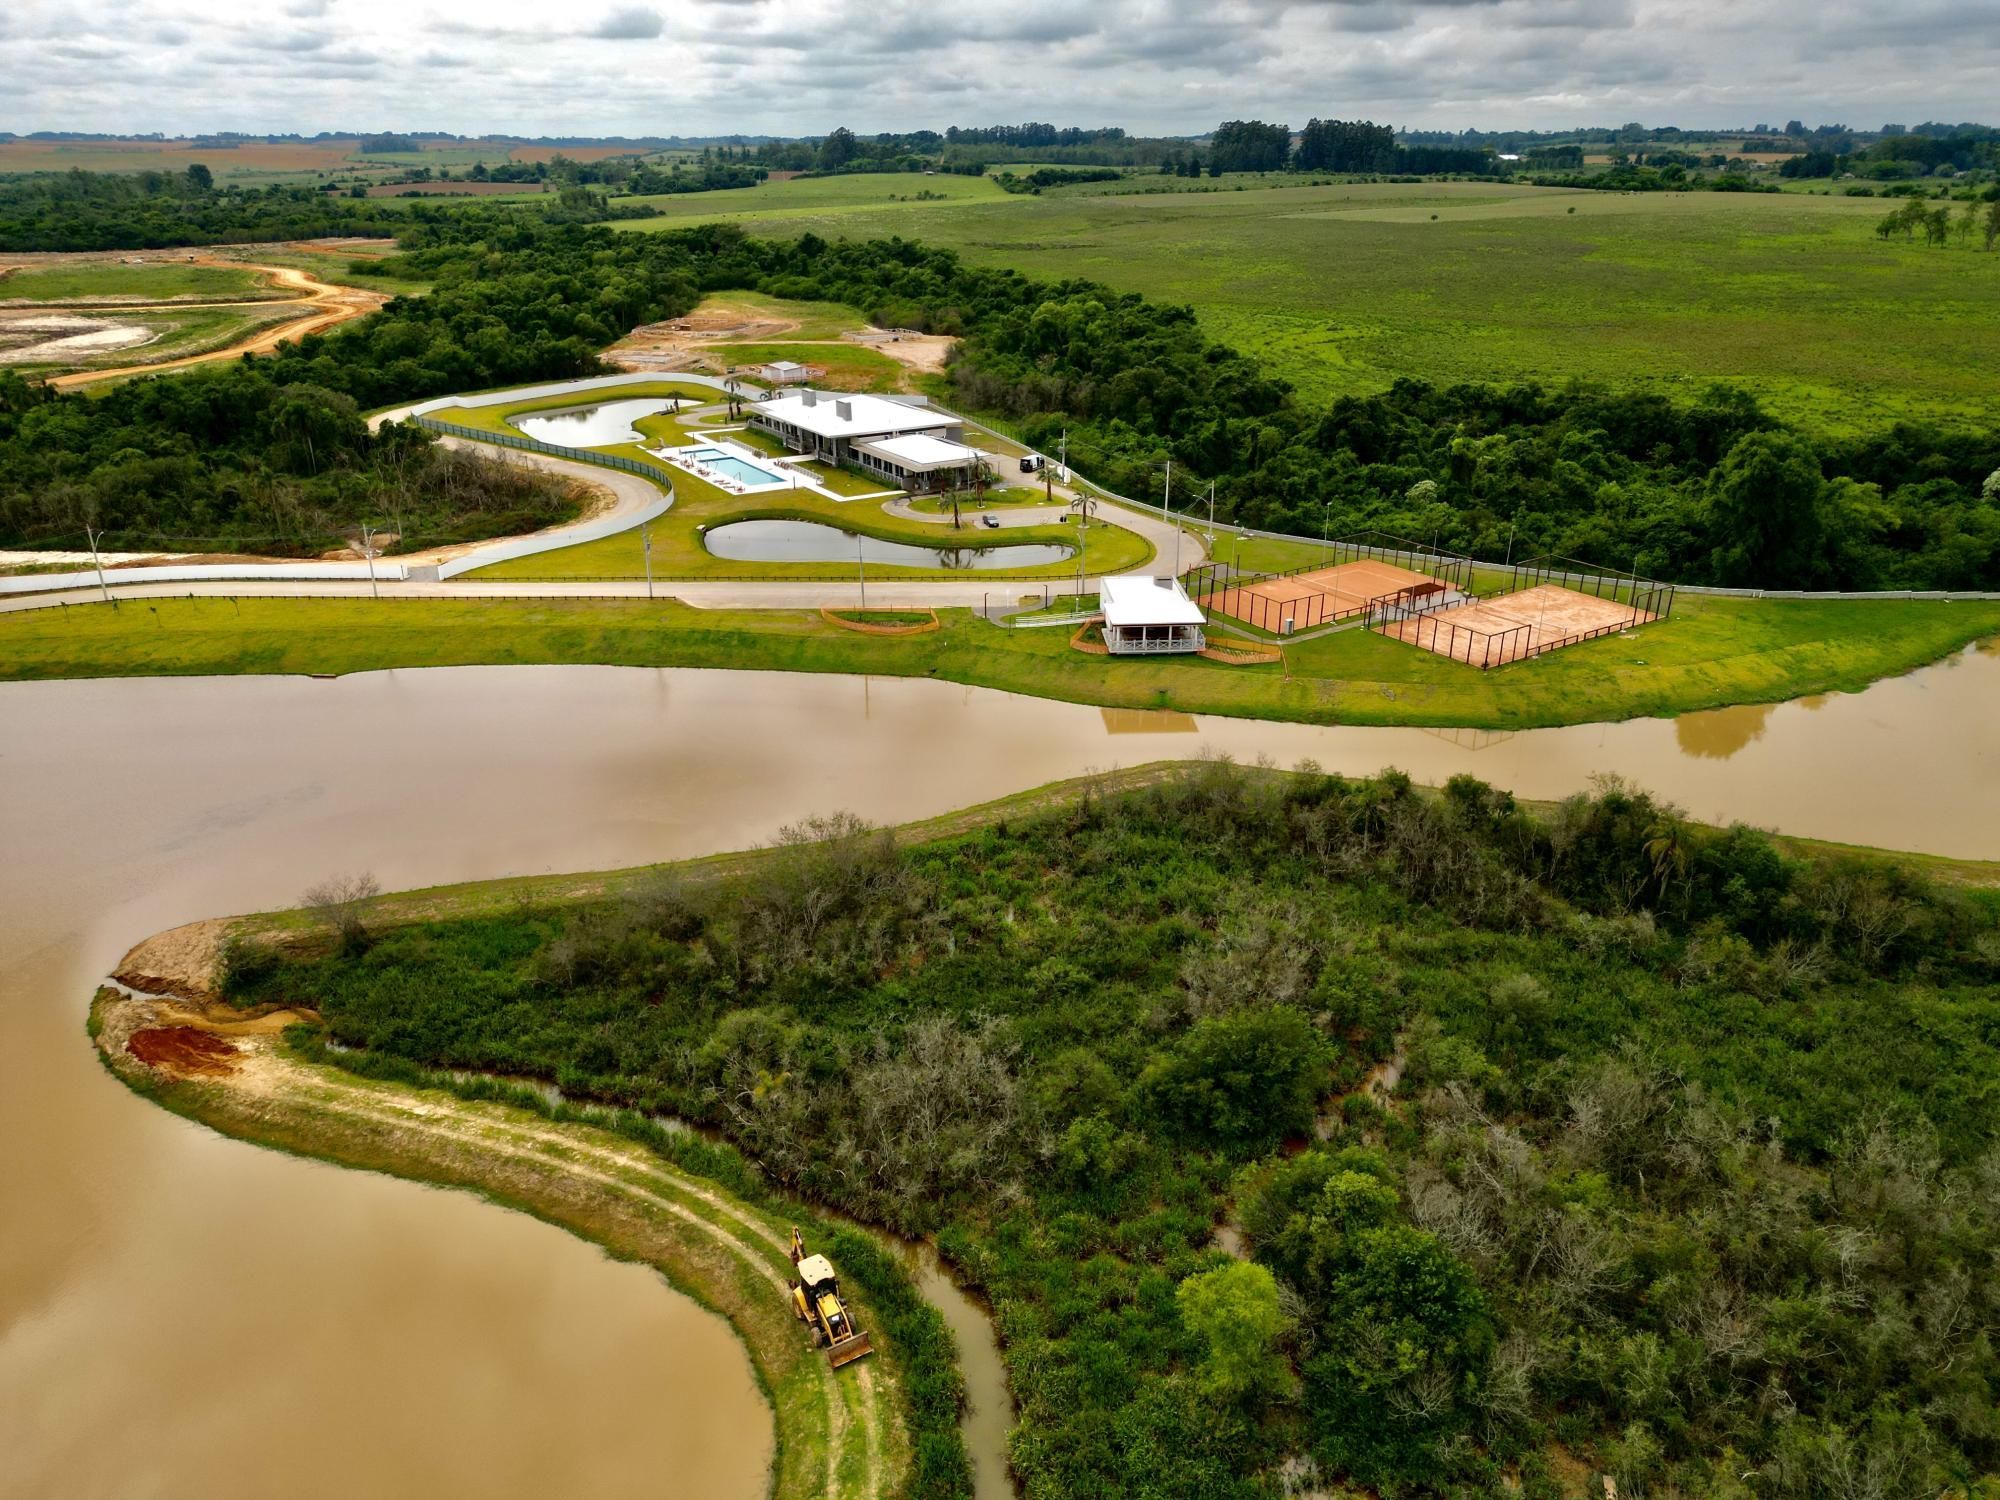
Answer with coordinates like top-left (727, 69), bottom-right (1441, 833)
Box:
top-left (1189, 532), bottom-right (1474, 634)
top-left (1370, 555), bottom-right (1675, 668)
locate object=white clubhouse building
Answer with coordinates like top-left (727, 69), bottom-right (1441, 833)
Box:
top-left (1098, 574), bottom-right (1207, 655)
top-left (750, 389), bottom-right (987, 494)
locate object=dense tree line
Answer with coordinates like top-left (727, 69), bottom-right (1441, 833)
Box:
top-left (0, 368), bottom-right (585, 552)
top-left (238, 762), bottom-right (2000, 1499)
top-left (0, 168), bottom-right (404, 251)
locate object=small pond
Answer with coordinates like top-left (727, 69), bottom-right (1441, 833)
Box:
top-left (703, 517), bottom-right (1074, 571)
top-left (512, 397), bottom-right (678, 448)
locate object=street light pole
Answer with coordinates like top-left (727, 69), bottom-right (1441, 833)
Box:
top-left (643, 528), bottom-right (654, 600)
top-left (361, 524), bottom-right (380, 600)
top-left (84, 524), bottom-right (113, 607)
top-left (856, 531), bottom-right (866, 613)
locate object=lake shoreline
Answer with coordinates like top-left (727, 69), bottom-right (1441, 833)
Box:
top-left (89, 969), bottom-right (932, 1500)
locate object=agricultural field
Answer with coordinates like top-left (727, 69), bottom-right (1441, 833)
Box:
top-left (611, 176), bottom-right (2000, 434)
top-left (0, 260), bottom-right (276, 302)
top-left (620, 169), bottom-right (1013, 223)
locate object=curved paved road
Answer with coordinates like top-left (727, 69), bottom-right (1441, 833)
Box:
top-left (5, 376), bottom-right (1202, 615)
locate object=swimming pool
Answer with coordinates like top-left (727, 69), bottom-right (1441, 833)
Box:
top-left (685, 448), bottom-right (784, 487)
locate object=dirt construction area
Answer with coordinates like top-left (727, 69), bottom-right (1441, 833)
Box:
top-left (1379, 583), bottom-right (1658, 667)
top-left (1200, 558), bottom-right (1447, 633)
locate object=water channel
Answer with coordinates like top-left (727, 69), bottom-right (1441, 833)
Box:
top-left (703, 517), bottom-right (1075, 571)
top-left (1, 641), bottom-right (1994, 1496)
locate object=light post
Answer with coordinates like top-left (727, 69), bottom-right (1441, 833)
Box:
top-left (856, 530), bottom-right (866, 613)
top-left (361, 523), bottom-right (380, 600)
top-left (84, 524), bottom-right (113, 607)
top-left (643, 527), bottom-right (654, 600)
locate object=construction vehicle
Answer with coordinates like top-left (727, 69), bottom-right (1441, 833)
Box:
top-left (788, 1227), bottom-right (874, 1369)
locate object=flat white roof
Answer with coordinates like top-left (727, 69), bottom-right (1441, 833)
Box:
top-left (755, 389), bottom-right (953, 441)
top-left (856, 434), bottom-right (981, 470)
top-left (763, 360), bottom-right (806, 372)
top-left (1100, 574), bottom-right (1205, 627)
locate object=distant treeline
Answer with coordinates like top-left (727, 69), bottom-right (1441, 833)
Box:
top-left (1780, 126), bottom-right (2000, 180)
top-left (0, 168), bottom-right (404, 251)
top-left (4, 193), bottom-right (1994, 589)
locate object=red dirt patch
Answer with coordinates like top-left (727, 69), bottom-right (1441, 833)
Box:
top-left (128, 1026), bottom-right (238, 1076)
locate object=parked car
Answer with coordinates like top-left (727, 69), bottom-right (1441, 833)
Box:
top-left (981, 514), bottom-right (1002, 529)
top-left (1019, 455), bottom-right (1043, 473)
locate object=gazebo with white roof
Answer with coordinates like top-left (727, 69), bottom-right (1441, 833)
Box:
top-left (1098, 574), bottom-right (1207, 655)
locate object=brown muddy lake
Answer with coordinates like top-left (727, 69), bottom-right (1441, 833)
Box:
top-left (1, 645), bottom-right (1994, 1496)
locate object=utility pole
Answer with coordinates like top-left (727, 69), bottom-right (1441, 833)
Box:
top-left (361, 524), bottom-right (380, 600)
top-left (856, 530), bottom-right (866, 613)
top-left (643, 527), bottom-right (654, 600)
top-left (84, 524), bottom-right (113, 607)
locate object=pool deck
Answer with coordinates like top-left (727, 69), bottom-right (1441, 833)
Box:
top-left (652, 437), bottom-right (901, 504)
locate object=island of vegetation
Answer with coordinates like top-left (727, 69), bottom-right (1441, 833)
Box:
top-left (94, 763), bottom-right (2000, 1499)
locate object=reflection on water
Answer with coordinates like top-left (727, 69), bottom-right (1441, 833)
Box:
top-left (2, 640), bottom-right (1995, 1495)
top-left (1673, 702), bottom-right (1775, 760)
top-left (1419, 725), bottom-right (1518, 753)
top-left (513, 398), bottom-right (674, 447)
top-left (1100, 707), bottom-right (1200, 735)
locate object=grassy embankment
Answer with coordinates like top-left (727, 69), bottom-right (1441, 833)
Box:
top-left (424, 384), bottom-right (1152, 582)
top-left (611, 176), bottom-right (2000, 435)
top-left (5, 592), bottom-right (1995, 730)
top-left (90, 984), bottom-right (929, 1500)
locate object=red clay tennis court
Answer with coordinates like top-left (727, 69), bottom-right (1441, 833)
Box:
top-left (1194, 549), bottom-right (1466, 633)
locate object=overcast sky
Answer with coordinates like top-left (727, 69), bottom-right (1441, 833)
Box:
top-left (4, 0), bottom-right (1996, 138)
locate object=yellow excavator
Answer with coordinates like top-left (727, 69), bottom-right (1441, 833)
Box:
top-left (788, 1227), bottom-right (874, 1369)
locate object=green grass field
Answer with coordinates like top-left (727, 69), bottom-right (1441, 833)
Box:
top-left (5, 594), bottom-right (1993, 731)
top-left (620, 171), bottom-right (1012, 223)
top-left (611, 178), bottom-right (2000, 434)
top-left (0, 261), bottom-right (277, 302)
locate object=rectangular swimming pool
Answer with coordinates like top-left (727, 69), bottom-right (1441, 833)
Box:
top-left (686, 448), bottom-right (784, 487)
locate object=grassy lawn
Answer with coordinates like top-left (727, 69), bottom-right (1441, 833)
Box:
top-left (611, 178), bottom-right (2000, 434)
top-left (6, 594), bottom-right (1994, 730)
top-left (0, 261), bottom-right (278, 302)
top-left (707, 342), bottom-right (904, 393)
top-left (467, 460), bottom-right (1150, 581)
top-left (711, 424), bottom-right (788, 456)
top-left (797, 461), bottom-right (895, 497)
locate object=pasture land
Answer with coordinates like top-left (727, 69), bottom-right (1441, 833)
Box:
top-left (611, 177), bottom-right (2000, 433)
top-left (621, 170), bottom-right (1013, 223)
top-left (0, 260), bottom-right (276, 303)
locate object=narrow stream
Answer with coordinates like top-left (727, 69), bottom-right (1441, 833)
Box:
top-left (2, 643), bottom-right (1993, 1496)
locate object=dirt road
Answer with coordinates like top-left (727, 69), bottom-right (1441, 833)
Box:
top-left (47, 258), bottom-right (386, 389)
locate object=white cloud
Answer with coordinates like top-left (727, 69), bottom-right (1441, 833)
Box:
top-left (2, 0), bottom-right (1994, 136)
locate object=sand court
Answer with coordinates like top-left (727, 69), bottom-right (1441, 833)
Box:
top-left (1379, 583), bottom-right (1658, 666)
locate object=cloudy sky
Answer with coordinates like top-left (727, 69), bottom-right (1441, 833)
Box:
top-left (4, 0), bottom-right (1996, 137)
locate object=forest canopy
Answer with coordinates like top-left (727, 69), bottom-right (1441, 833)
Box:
top-left (235, 763), bottom-right (2000, 1500)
